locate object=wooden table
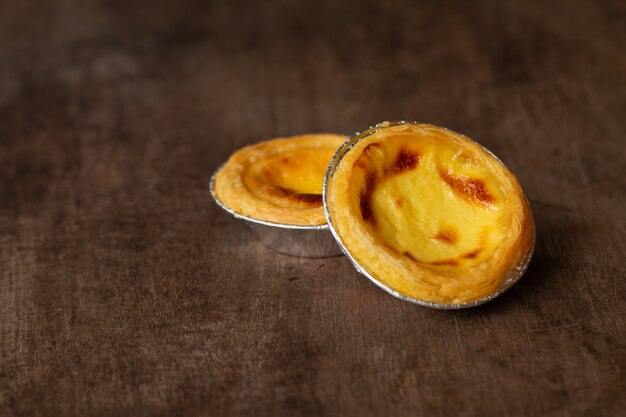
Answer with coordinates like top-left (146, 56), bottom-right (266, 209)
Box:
top-left (1, 1), bottom-right (625, 416)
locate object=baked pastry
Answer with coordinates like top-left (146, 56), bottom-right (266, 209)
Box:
top-left (213, 134), bottom-right (346, 226)
top-left (325, 122), bottom-right (534, 305)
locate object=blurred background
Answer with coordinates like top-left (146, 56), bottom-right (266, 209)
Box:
top-left (3, 0), bottom-right (624, 164)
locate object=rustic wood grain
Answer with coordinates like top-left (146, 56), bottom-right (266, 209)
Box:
top-left (1, 0), bottom-right (625, 416)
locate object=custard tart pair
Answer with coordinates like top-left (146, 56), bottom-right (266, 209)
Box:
top-left (211, 122), bottom-right (534, 307)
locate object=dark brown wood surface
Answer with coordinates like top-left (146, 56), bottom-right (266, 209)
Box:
top-left (1, 1), bottom-right (625, 416)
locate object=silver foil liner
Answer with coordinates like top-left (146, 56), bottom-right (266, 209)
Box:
top-left (210, 169), bottom-right (342, 258)
top-left (323, 121), bottom-right (536, 309)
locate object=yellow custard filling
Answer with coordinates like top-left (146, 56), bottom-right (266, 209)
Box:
top-left (327, 123), bottom-right (533, 304)
top-left (214, 134), bottom-right (346, 225)
top-left (242, 147), bottom-right (334, 207)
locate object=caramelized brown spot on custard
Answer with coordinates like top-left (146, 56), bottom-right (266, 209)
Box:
top-left (395, 197), bottom-right (404, 208)
top-left (462, 248), bottom-right (482, 259)
top-left (292, 193), bottom-right (323, 204)
top-left (438, 168), bottom-right (495, 205)
top-left (434, 228), bottom-right (458, 244)
top-left (264, 185), bottom-right (291, 198)
top-left (388, 148), bottom-right (420, 176)
top-left (360, 170), bottom-right (377, 224)
top-left (265, 186), bottom-right (323, 207)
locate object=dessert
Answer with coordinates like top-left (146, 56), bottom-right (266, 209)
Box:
top-left (213, 134), bottom-right (346, 226)
top-left (325, 122), bottom-right (534, 305)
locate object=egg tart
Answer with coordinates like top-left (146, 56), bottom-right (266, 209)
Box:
top-left (213, 134), bottom-right (346, 226)
top-left (324, 122), bottom-right (534, 306)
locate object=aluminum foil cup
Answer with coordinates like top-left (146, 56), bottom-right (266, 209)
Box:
top-left (210, 169), bottom-right (342, 258)
top-left (323, 121), bottom-right (536, 309)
